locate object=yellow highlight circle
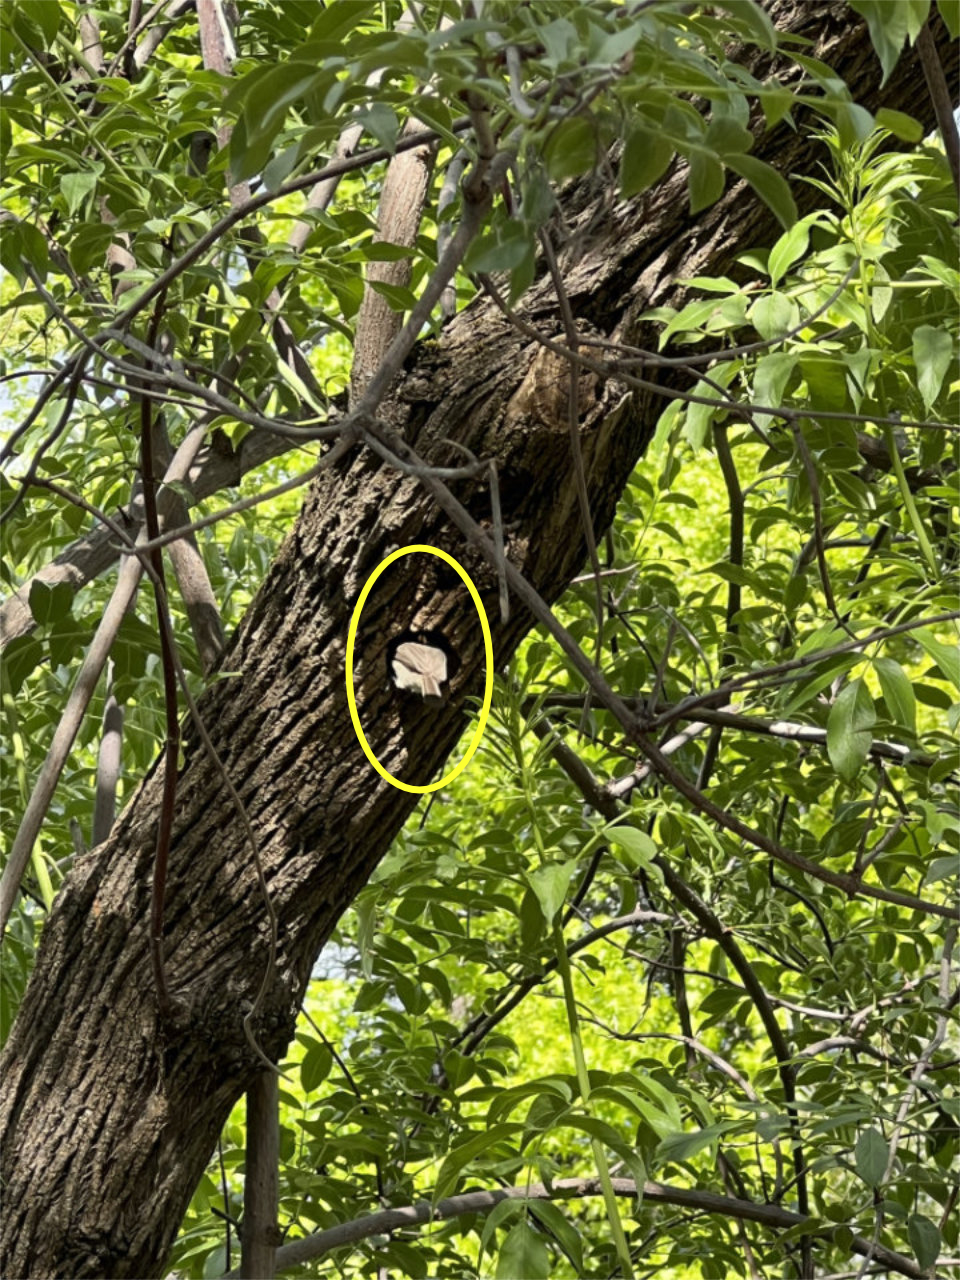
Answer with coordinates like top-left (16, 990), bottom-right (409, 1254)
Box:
top-left (345, 544), bottom-right (494, 794)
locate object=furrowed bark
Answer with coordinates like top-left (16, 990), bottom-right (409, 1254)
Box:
top-left (1, 6), bottom-right (955, 1276)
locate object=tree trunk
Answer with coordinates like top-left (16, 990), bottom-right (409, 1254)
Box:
top-left (2, 7), bottom-right (954, 1276)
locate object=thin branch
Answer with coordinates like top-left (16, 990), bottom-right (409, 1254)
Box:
top-left (224, 1177), bottom-right (925, 1279)
top-left (634, 730), bottom-right (957, 921)
top-left (645, 611), bottom-right (960, 733)
top-left (350, 119), bottom-right (436, 406)
top-left (141, 299), bottom-right (179, 1021)
top-left (91, 661), bottom-right (123, 846)
top-left (535, 730), bottom-right (810, 1251)
top-left (606, 712), bottom-right (730, 801)
top-left (698, 422), bottom-right (743, 788)
top-left (0, 421), bottom-right (210, 932)
top-left (0, 537), bottom-right (145, 933)
top-left (916, 20), bottom-right (960, 194)
top-left (102, 123), bottom-right (476, 341)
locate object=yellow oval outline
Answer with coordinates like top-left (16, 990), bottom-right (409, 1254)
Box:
top-left (345, 544), bottom-right (494, 794)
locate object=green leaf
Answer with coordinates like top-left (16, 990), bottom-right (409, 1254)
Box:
top-left (1, 636), bottom-right (43, 695)
top-left (875, 107), bottom-right (924, 142)
top-left (434, 1123), bottom-right (522, 1204)
top-left (519, 167), bottom-right (556, 228)
top-left (68, 222), bottom-right (115, 274)
top-left (47, 617), bottom-right (88, 669)
top-left (0, 222), bottom-right (27, 287)
top-left (544, 116), bottom-right (597, 182)
top-left (938, 0), bottom-right (960, 38)
top-left (528, 1200), bottom-right (583, 1273)
top-left (539, 17), bottom-right (578, 68)
top-left (800, 354), bottom-right (849, 412)
top-left (300, 1042), bottom-right (332, 1093)
top-left (725, 154), bottom-right (797, 229)
top-left (229, 308), bottom-right (262, 354)
top-left (308, 0), bottom-right (378, 42)
top-left (753, 351), bottom-right (797, 425)
top-left (508, 239), bottom-right (537, 305)
top-left (914, 629), bottom-right (960, 691)
top-left (768, 219), bottom-right (811, 286)
top-left (720, 0), bottom-right (778, 49)
top-left (366, 279), bottom-right (417, 312)
top-left (849, 1), bottom-right (912, 83)
top-left (351, 241), bottom-right (415, 263)
top-left (229, 111), bottom-right (279, 185)
top-left (60, 171), bottom-right (98, 216)
top-left (245, 62), bottom-right (324, 144)
top-left (660, 297), bottom-right (721, 344)
top-left (827, 679), bottom-right (876, 781)
top-left (411, 94), bottom-right (458, 147)
top-left (479, 1199), bottom-right (524, 1260)
top-left (908, 1214), bottom-right (941, 1270)
top-left (355, 102), bottom-right (399, 153)
top-left (905, 0), bottom-right (933, 38)
top-left (18, 0), bottom-right (61, 45)
top-left (621, 127), bottom-right (674, 198)
top-left (873, 657), bottom-right (916, 733)
top-left (14, 220), bottom-right (49, 283)
top-left (657, 1120), bottom-right (740, 1164)
top-left (687, 152), bottom-right (725, 214)
top-left (28, 580), bottom-right (73, 625)
top-left (464, 221), bottom-right (532, 275)
top-left (606, 826), bottom-right (657, 869)
top-left (562, 1113), bottom-right (624, 1146)
top-left (912, 325), bottom-right (953, 410)
top-left (202, 1245), bottom-right (227, 1279)
top-left (496, 1221), bottom-right (549, 1280)
top-left (749, 292), bottom-right (799, 340)
top-left (854, 1126), bottom-right (888, 1187)
top-left (524, 860), bottom-right (578, 925)
top-left (704, 116), bottom-right (754, 156)
top-left (833, 100), bottom-right (877, 149)
top-left (262, 143), bottom-right (301, 192)
top-left (925, 855), bottom-right (960, 885)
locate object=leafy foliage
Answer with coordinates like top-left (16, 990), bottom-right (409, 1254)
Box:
top-left (1, 1), bottom-right (958, 1278)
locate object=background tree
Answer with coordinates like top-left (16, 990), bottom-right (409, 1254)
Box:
top-left (1, 2), bottom-right (957, 1278)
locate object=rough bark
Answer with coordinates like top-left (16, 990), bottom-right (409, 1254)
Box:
top-left (1, 7), bottom-right (955, 1277)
